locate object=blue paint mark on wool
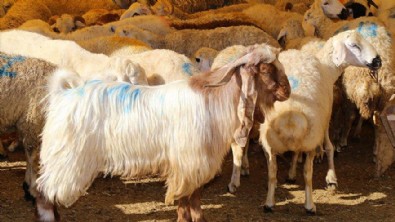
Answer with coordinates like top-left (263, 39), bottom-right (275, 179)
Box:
top-left (107, 83), bottom-right (141, 113)
top-left (182, 63), bottom-right (193, 76)
top-left (0, 54), bottom-right (26, 78)
top-left (288, 76), bottom-right (299, 91)
top-left (357, 22), bottom-right (377, 38)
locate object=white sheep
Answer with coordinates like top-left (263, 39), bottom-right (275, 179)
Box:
top-left (0, 30), bottom-right (148, 83)
top-left (304, 0), bottom-right (395, 176)
top-left (259, 30), bottom-right (381, 214)
top-left (35, 45), bottom-right (291, 222)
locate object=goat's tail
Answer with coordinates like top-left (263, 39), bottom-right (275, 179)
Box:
top-left (48, 68), bottom-right (83, 95)
top-left (272, 110), bottom-right (308, 142)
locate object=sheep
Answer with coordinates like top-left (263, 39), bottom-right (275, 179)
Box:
top-left (161, 25), bottom-right (280, 58)
top-left (120, 2), bottom-right (152, 20)
top-left (259, 30), bottom-right (381, 214)
top-left (304, 0), bottom-right (395, 176)
top-left (0, 0), bottom-right (122, 30)
top-left (193, 47), bottom-right (219, 72)
top-left (35, 44), bottom-right (291, 222)
top-left (0, 30), bottom-right (148, 82)
top-left (76, 36), bottom-right (151, 56)
top-left (81, 8), bottom-right (125, 26)
top-left (48, 14), bottom-right (86, 34)
top-left (112, 49), bottom-right (200, 85)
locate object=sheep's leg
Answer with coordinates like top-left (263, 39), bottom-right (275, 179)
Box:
top-left (189, 188), bottom-right (206, 222)
top-left (353, 116), bottom-right (364, 139)
top-left (286, 152), bottom-right (299, 184)
top-left (35, 192), bottom-right (59, 222)
top-left (324, 129), bottom-right (338, 189)
top-left (339, 110), bottom-right (357, 150)
top-left (228, 142), bottom-right (243, 193)
top-left (177, 196), bottom-right (191, 222)
top-left (241, 141), bottom-right (250, 176)
top-left (304, 150), bottom-right (316, 214)
top-left (263, 152), bottom-right (277, 212)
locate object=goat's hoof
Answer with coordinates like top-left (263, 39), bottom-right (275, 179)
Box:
top-left (285, 178), bottom-right (296, 184)
top-left (305, 208), bottom-right (316, 215)
top-left (23, 182), bottom-right (35, 203)
top-left (263, 205), bottom-right (273, 213)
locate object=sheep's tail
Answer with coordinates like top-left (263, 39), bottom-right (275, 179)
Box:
top-left (273, 111), bottom-right (308, 142)
top-left (48, 68), bottom-right (83, 95)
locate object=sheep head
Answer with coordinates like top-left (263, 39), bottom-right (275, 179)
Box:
top-left (205, 45), bottom-right (290, 147)
top-left (332, 30), bottom-right (381, 71)
top-left (316, 0), bottom-right (349, 19)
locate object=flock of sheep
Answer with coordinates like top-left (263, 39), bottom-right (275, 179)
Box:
top-left (0, 0), bottom-right (394, 221)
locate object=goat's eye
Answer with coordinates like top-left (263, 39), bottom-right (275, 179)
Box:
top-left (195, 58), bottom-right (201, 63)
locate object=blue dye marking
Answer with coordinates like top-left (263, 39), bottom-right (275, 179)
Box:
top-left (334, 25), bottom-right (349, 35)
top-left (357, 22), bottom-right (377, 38)
top-left (182, 63), bottom-right (193, 76)
top-left (85, 79), bottom-right (102, 85)
top-left (0, 54), bottom-right (26, 78)
top-left (106, 83), bottom-right (141, 113)
top-left (288, 76), bottom-right (299, 90)
top-left (131, 88), bottom-right (140, 102)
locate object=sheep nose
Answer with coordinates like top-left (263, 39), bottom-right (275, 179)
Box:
top-left (367, 56), bottom-right (382, 70)
top-left (337, 8), bottom-right (349, 20)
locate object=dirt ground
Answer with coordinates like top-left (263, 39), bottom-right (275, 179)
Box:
top-left (1, 122), bottom-right (395, 222)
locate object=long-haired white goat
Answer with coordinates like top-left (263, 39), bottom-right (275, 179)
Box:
top-left (36, 44), bottom-right (291, 222)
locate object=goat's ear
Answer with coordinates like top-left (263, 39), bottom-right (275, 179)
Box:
top-left (332, 39), bottom-right (347, 67)
top-left (234, 65), bottom-right (258, 147)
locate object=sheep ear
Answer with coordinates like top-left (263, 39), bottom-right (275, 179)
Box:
top-left (234, 65), bottom-right (258, 147)
top-left (277, 29), bottom-right (287, 48)
top-left (332, 39), bottom-right (347, 67)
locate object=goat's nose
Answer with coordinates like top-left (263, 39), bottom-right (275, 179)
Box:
top-left (368, 56), bottom-right (382, 70)
top-left (337, 8), bottom-right (349, 20)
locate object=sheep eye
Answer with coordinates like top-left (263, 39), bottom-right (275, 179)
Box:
top-left (195, 58), bottom-right (201, 63)
top-left (53, 27), bottom-right (60, 33)
top-left (71, 26), bottom-right (77, 31)
top-left (351, 43), bottom-right (361, 51)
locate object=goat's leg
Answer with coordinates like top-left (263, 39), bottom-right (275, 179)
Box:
top-left (241, 141), bottom-right (250, 176)
top-left (189, 188), bottom-right (206, 222)
top-left (304, 150), bottom-right (316, 214)
top-left (23, 147), bottom-right (36, 202)
top-left (263, 152), bottom-right (277, 212)
top-left (228, 142), bottom-right (243, 193)
top-left (35, 192), bottom-right (59, 222)
top-left (286, 152), bottom-right (299, 184)
top-left (324, 129), bottom-right (338, 189)
top-left (177, 196), bottom-right (191, 222)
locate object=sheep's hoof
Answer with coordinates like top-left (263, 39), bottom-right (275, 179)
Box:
top-left (241, 169), bottom-right (250, 177)
top-left (227, 184), bottom-right (237, 194)
top-left (263, 205), bottom-right (273, 213)
top-left (23, 182), bottom-right (35, 203)
top-left (326, 183), bottom-right (337, 191)
top-left (0, 153), bottom-right (7, 160)
top-left (305, 208), bottom-right (316, 215)
top-left (285, 178), bottom-right (296, 184)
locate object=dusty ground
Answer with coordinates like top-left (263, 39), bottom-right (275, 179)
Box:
top-left (1, 122), bottom-right (395, 222)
